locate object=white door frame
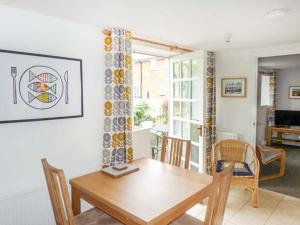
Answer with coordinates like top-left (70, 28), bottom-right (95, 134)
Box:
top-left (250, 45), bottom-right (300, 147)
top-left (169, 51), bottom-right (207, 172)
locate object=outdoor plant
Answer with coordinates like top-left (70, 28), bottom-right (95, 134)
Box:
top-left (133, 101), bottom-right (153, 126)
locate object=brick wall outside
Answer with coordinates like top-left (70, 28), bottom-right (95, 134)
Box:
top-left (133, 58), bottom-right (169, 100)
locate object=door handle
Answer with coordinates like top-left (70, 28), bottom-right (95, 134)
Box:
top-left (197, 125), bottom-right (203, 137)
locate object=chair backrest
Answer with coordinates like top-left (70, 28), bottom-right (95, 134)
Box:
top-left (160, 136), bottom-right (191, 169)
top-left (41, 159), bottom-right (76, 225)
top-left (214, 139), bottom-right (248, 162)
top-left (204, 163), bottom-right (234, 225)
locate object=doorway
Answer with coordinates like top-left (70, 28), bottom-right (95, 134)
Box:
top-left (256, 54), bottom-right (300, 198)
top-left (132, 47), bottom-right (209, 172)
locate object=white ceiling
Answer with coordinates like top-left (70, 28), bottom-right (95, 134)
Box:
top-left (259, 54), bottom-right (300, 69)
top-left (1, 0), bottom-right (300, 51)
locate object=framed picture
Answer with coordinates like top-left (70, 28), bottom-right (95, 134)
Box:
top-left (221, 77), bottom-right (247, 97)
top-left (0, 49), bottom-right (83, 124)
top-left (289, 86), bottom-right (300, 99)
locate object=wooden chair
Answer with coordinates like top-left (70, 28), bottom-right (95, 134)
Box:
top-left (170, 163), bottom-right (234, 225)
top-left (161, 136), bottom-right (191, 169)
top-left (212, 140), bottom-right (260, 208)
top-left (256, 145), bottom-right (286, 181)
top-left (41, 159), bottom-right (122, 225)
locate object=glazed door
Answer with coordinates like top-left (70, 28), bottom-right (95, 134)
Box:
top-left (169, 51), bottom-right (206, 172)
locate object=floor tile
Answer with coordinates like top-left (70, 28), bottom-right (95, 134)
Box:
top-left (228, 203), bottom-right (274, 225)
top-left (267, 201), bottom-right (300, 225)
top-left (188, 188), bottom-right (300, 225)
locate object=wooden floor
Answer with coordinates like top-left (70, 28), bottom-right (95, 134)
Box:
top-left (187, 187), bottom-right (300, 225)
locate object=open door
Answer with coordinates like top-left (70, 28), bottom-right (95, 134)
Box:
top-left (169, 51), bottom-right (207, 172)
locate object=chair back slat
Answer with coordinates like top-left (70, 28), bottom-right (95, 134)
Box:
top-left (161, 136), bottom-right (191, 169)
top-left (218, 139), bottom-right (248, 162)
top-left (41, 159), bottom-right (76, 225)
top-left (204, 163), bottom-right (233, 225)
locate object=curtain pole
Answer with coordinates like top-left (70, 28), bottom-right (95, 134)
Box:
top-left (132, 36), bottom-right (193, 53)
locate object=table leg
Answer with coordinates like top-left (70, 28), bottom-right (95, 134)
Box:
top-left (72, 187), bottom-right (81, 215)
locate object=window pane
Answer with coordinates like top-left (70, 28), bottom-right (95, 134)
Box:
top-left (173, 62), bottom-right (180, 79)
top-left (181, 102), bottom-right (190, 119)
top-left (173, 101), bottom-right (180, 117)
top-left (181, 81), bottom-right (190, 99)
top-left (191, 80), bottom-right (201, 100)
top-left (260, 75), bottom-right (271, 106)
top-left (191, 123), bottom-right (199, 142)
top-left (173, 82), bottom-right (180, 98)
top-left (182, 121), bottom-right (190, 139)
top-left (191, 145), bottom-right (199, 164)
top-left (182, 60), bottom-right (191, 78)
top-left (190, 164), bottom-right (199, 172)
top-left (173, 120), bottom-right (180, 136)
top-left (192, 59), bottom-right (202, 77)
top-left (191, 102), bottom-right (201, 121)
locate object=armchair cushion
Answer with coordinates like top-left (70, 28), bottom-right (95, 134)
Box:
top-left (260, 151), bottom-right (281, 164)
top-left (216, 160), bottom-right (254, 177)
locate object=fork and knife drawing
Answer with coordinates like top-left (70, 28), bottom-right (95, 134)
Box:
top-left (10, 67), bottom-right (69, 104)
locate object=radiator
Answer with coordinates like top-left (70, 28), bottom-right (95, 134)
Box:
top-left (0, 187), bottom-right (92, 225)
top-left (217, 131), bottom-right (239, 141)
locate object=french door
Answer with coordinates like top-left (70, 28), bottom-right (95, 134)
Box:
top-left (169, 51), bottom-right (207, 172)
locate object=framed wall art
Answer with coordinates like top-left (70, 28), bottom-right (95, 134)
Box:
top-left (221, 77), bottom-right (247, 97)
top-left (0, 49), bottom-right (83, 123)
top-left (289, 86), bottom-right (300, 99)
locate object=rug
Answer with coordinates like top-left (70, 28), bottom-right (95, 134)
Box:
top-left (260, 144), bottom-right (300, 199)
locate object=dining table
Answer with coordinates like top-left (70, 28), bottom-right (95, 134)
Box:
top-left (69, 158), bottom-right (212, 225)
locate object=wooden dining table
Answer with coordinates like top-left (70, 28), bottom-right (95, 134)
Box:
top-left (70, 158), bottom-right (212, 225)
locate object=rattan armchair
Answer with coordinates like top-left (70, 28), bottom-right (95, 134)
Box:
top-left (212, 139), bottom-right (260, 208)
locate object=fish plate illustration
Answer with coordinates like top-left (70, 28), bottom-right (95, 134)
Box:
top-left (19, 66), bottom-right (64, 110)
top-left (0, 49), bottom-right (83, 123)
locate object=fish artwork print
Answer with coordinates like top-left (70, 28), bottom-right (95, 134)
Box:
top-left (29, 70), bottom-right (58, 83)
top-left (28, 92), bottom-right (57, 103)
top-left (27, 82), bottom-right (57, 94)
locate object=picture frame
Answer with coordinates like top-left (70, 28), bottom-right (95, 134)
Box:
top-left (0, 49), bottom-right (83, 124)
top-left (221, 77), bottom-right (247, 97)
top-left (289, 86), bottom-right (300, 99)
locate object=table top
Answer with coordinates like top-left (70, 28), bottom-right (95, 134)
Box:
top-left (70, 158), bottom-right (212, 224)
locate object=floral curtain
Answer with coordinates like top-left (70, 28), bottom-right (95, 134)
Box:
top-left (267, 72), bottom-right (276, 127)
top-left (102, 28), bottom-right (133, 168)
top-left (205, 51), bottom-right (216, 174)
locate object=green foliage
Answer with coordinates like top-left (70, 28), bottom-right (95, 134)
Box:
top-left (133, 101), bottom-right (153, 126)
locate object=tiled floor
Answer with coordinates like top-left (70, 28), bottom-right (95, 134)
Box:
top-left (187, 187), bottom-right (300, 225)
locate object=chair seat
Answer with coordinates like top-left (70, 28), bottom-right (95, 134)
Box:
top-left (76, 208), bottom-right (123, 225)
top-left (170, 213), bottom-right (203, 225)
top-left (217, 160), bottom-right (253, 177)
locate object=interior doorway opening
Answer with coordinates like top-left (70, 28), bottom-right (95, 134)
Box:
top-left (256, 54), bottom-right (300, 199)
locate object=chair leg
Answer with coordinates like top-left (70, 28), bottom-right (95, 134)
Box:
top-left (279, 151), bottom-right (286, 177)
top-left (251, 188), bottom-right (259, 208)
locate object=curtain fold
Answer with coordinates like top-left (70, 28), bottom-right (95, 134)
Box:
top-left (102, 28), bottom-right (133, 168)
top-left (267, 72), bottom-right (276, 127)
top-left (205, 51), bottom-right (217, 174)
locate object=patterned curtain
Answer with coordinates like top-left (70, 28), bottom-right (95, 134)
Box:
top-left (267, 72), bottom-right (276, 127)
top-left (205, 51), bottom-right (217, 174)
top-left (102, 28), bottom-right (133, 168)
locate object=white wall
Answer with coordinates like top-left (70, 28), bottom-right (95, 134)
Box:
top-left (0, 5), bottom-right (105, 199)
top-left (276, 66), bottom-right (300, 110)
top-left (0, 5), bottom-right (151, 225)
top-left (216, 44), bottom-right (300, 145)
top-left (216, 49), bottom-right (255, 143)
